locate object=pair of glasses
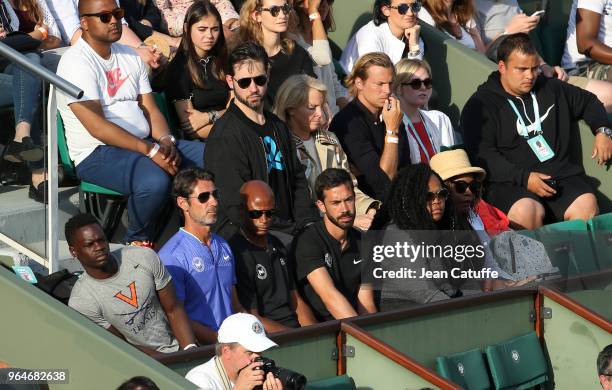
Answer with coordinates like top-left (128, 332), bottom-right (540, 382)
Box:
top-left (259, 3), bottom-right (292, 17)
top-left (235, 75), bottom-right (268, 89)
top-left (247, 209), bottom-right (275, 219)
top-left (389, 2), bottom-right (421, 15)
top-left (403, 78), bottom-right (433, 90)
top-left (188, 190), bottom-right (219, 203)
top-left (426, 188), bottom-right (449, 202)
top-left (80, 8), bottom-right (125, 23)
top-left (451, 180), bottom-right (481, 195)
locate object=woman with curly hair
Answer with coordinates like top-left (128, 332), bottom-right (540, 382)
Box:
top-left (239, 0), bottom-right (316, 108)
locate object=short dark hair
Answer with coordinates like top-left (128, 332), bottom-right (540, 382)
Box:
top-left (598, 344), bottom-right (612, 376)
top-left (172, 167), bottom-right (215, 202)
top-left (65, 213), bottom-right (101, 246)
top-left (117, 376), bottom-right (160, 390)
top-left (496, 33), bottom-right (538, 63)
top-left (373, 0), bottom-right (392, 26)
top-left (227, 41), bottom-right (270, 76)
top-left (315, 168), bottom-right (354, 201)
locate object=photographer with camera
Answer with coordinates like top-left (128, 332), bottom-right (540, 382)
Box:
top-left (186, 313), bottom-right (305, 390)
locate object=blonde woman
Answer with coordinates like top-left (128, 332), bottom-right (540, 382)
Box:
top-left (274, 75), bottom-right (380, 230)
top-left (240, 0), bottom-right (316, 108)
top-left (394, 58), bottom-right (457, 163)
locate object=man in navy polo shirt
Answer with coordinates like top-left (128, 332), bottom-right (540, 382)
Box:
top-left (159, 168), bottom-right (244, 344)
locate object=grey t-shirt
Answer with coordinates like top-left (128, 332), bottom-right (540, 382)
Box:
top-left (68, 246), bottom-right (179, 353)
top-left (474, 0), bottom-right (522, 45)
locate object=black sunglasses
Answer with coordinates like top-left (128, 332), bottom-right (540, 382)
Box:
top-left (258, 3), bottom-right (292, 17)
top-left (403, 78), bottom-right (433, 90)
top-left (247, 209), bottom-right (275, 219)
top-left (389, 2), bottom-right (421, 15)
top-left (81, 8), bottom-right (125, 23)
top-left (426, 188), bottom-right (449, 202)
top-left (451, 180), bottom-right (481, 195)
top-left (188, 190), bottom-right (219, 203)
top-left (235, 75), bottom-right (268, 89)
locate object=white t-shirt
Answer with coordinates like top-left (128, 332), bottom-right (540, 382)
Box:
top-left (56, 38), bottom-right (152, 166)
top-left (418, 8), bottom-right (479, 50)
top-left (562, 0), bottom-right (612, 69)
top-left (185, 357), bottom-right (235, 390)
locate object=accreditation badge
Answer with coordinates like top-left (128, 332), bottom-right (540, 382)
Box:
top-left (527, 135), bottom-right (555, 162)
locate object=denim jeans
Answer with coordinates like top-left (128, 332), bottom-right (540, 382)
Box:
top-left (75, 140), bottom-right (205, 242)
top-left (0, 52), bottom-right (42, 130)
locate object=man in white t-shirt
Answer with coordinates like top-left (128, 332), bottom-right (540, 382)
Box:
top-left (56, 0), bottom-right (205, 246)
top-left (562, 0), bottom-right (612, 81)
top-left (185, 313), bottom-right (283, 390)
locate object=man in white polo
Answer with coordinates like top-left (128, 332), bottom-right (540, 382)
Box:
top-left (185, 313), bottom-right (283, 390)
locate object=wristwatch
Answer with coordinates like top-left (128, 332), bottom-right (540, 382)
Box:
top-left (208, 110), bottom-right (220, 124)
top-left (158, 134), bottom-right (177, 145)
top-left (595, 127), bottom-right (612, 139)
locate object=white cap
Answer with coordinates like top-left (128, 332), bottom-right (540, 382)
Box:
top-left (217, 313), bottom-right (278, 353)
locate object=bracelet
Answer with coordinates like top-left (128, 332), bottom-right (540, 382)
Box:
top-left (146, 143), bottom-right (160, 159)
top-left (409, 44), bottom-right (421, 53)
top-left (385, 135), bottom-right (399, 144)
top-left (37, 26), bottom-right (48, 40)
top-left (386, 129), bottom-right (398, 135)
top-left (158, 134), bottom-right (176, 145)
top-left (309, 12), bottom-right (320, 21)
top-left (183, 343), bottom-right (198, 350)
top-left (208, 110), bottom-right (220, 124)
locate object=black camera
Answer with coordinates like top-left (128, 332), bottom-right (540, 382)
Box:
top-left (254, 357), bottom-right (307, 390)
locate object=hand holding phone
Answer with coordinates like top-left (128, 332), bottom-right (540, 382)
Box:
top-left (530, 10), bottom-right (545, 18)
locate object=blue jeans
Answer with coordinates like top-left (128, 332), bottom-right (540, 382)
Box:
top-left (75, 140), bottom-right (205, 242)
top-left (0, 52), bottom-right (42, 130)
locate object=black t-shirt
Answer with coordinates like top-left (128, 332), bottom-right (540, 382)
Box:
top-left (165, 51), bottom-right (230, 112)
top-left (265, 44), bottom-right (316, 110)
top-left (293, 221), bottom-right (365, 322)
top-left (121, 0), bottom-right (161, 40)
top-left (229, 233), bottom-right (299, 328)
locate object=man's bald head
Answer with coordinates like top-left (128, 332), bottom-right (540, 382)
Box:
top-left (240, 181), bottom-right (275, 238)
top-left (78, 0), bottom-right (116, 16)
top-left (240, 180), bottom-right (275, 206)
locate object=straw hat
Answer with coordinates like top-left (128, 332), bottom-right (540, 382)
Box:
top-left (430, 149), bottom-right (486, 181)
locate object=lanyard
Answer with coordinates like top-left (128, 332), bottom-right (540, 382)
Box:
top-left (403, 112), bottom-right (436, 161)
top-left (507, 91), bottom-right (542, 138)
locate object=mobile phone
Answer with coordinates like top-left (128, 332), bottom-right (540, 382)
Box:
top-left (542, 178), bottom-right (557, 189)
top-left (530, 10), bottom-right (545, 17)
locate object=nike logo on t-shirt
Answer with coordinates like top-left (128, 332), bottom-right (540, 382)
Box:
top-left (105, 68), bottom-right (128, 97)
top-left (353, 258), bottom-right (363, 264)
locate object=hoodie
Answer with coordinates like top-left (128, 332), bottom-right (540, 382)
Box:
top-left (461, 72), bottom-right (609, 187)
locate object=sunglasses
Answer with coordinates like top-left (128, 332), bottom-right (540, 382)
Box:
top-left (259, 3), bottom-right (292, 17)
top-left (403, 78), bottom-right (433, 90)
top-left (426, 188), bottom-right (449, 202)
top-left (389, 2), bottom-right (421, 15)
top-left (188, 190), bottom-right (219, 203)
top-left (247, 209), bottom-right (276, 219)
top-left (81, 8), bottom-right (125, 23)
top-left (451, 180), bottom-right (481, 195)
top-left (235, 75), bottom-right (268, 89)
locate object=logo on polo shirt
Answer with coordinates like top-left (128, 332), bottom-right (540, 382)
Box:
top-left (256, 264), bottom-right (267, 280)
top-left (279, 257), bottom-right (286, 266)
top-left (324, 253), bottom-right (333, 268)
top-left (192, 257), bottom-right (205, 272)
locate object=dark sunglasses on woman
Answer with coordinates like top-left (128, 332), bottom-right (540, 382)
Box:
top-left (247, 209), bottom-right (275, 219)
top-left (389, 2), bottom-right (421, 15)
top-left (259, 3), bottom-right (292, 17)
top-left (451, 180), bottom-right (481, 195)
top-left (403, 78), bottom-right (433, 90)
top-left (426, 188), bottom-right (449, 202)
top-left (80, 8), bottom-right (125, 23)
top-left (235, 75), bottom-right (268, 89)
top-left (188, 190), bottom-right (219, 203)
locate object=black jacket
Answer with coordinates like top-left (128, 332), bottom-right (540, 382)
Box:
top-left (205, 101), bottom-right (320, 239)
top-left (461, 72), bottom-right (609, 187)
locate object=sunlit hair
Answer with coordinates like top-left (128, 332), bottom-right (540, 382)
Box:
top-left (393, 58), bottom-right (432, 95)
top-left (15, 0), bottom-right (43, 25)
top-left (239, 0), bottom-right (295, 54)
top-left (273, 74), bottom-right (328, 123)
top-left (345, 52), bottom-right (395, 97)
top-left (293, 0), bottom-right (336, 33)
top-left (423, 0), bottom-right (475, 35)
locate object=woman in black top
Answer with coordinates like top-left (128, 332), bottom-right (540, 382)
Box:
top-left (121, 0), bottom-right (181, 49)
top-left (164, 1), bottom-right (230, 140)
top-left (239, 0), bottom-right (316, 109)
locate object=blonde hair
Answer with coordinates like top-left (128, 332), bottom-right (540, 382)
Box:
top-left (273, 74), bottom-right (328, 123)
top-left (239, 0), bottom-right (295, 54)
top-left (345, 52), bottom-right (395, 97)
top-left (393, 59), bottom-right (432, 95)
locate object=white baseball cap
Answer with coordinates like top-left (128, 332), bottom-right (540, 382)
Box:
top-left (217, 313), bottom-right (278, 353)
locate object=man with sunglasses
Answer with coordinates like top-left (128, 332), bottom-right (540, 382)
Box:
top-left (57, 0), bottom-right (205, 248)
top-left (159, 168), bottom-right (245, 344)
top-left (228, 180), bottom-right (317, 332)
top-left (205, 41), bottom-right (319, 241)
top-left (340, 0), bottom-right (424, 74)
top-left (598, 344), bottom-right (612, 389)
top-left (293, 168), bottom-right (377, 321)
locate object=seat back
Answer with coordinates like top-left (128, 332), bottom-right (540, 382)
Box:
top-left (436, 348), bottom-right (491, 390)
top-left (305, 375), bottom-right (356, 390)
top-left (56, 111), bottom-right (76, 179)
top-left (485, 332), bottom-right (548, 390)
top-left (587, 213), bottom-right (612, 270)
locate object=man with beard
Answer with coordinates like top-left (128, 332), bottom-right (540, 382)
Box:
top-left (159, 168), bottom-right (244, 344)
top-left (229, 180), bottom-right (317, 332)
top-left (293, 168), bottom-right (378, 321)
top-left (204, 41), bottom-right (319, 241)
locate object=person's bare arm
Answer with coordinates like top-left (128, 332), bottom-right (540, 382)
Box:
top-left (119, 25), bottom-right (161, 68)
top-left (138, 93), bottom-right (181, 166)
top-left (174, 99), bottom-right (214, 139)
top-left (306, 268), bottom-right (358, 319)
top-left (247, 308), bottom-right (291, 333)
top-left (157, 282), bottom-right (197, 349)
top-left (290, 289), bottom-right (318, 326)
top-left (576, 8), bottom-right (612, 65)
top-left (379, 96), bottom-right (402, 180)
top-left (189, 320), bottom-right (218, 344)
top-left (356, 286), bottom-right (377, 315)
top-left (485, 13), bottom-right (540, 50)
top-left (231, 287), bottom-right (247, 314)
